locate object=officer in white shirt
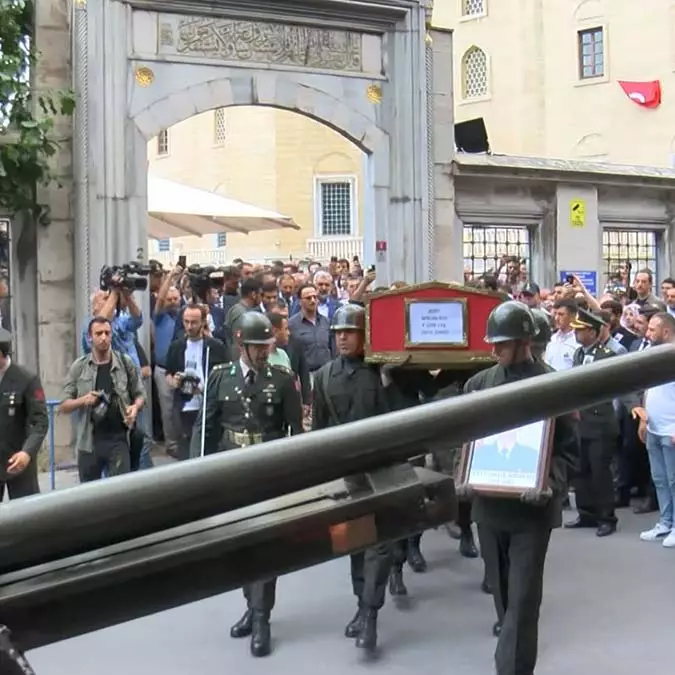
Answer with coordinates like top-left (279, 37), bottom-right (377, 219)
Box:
top-left (544, 299), bottom-right (579, 371)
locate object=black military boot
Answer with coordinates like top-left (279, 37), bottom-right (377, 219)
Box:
top-left (230, 609), bottom-right (253, 638)
top-left (407, 541), bottom-right (427, 573)
top-left (388, 568), bottom-right (408, 596)
top-left (355, 609), bottom-right (378, 650)
top-left (250, 612), bottom-right (271, 657)
top-left (344, 607), bottom-right (364, 638)
top-left (459, 528), bottom-right (478, 558)
top-left (481, 573), bottom-right (492, 594)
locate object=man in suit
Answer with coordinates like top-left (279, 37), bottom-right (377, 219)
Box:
top-left (165, 303), bottom-right (228, 460)
top-left (0, 327), bottom-right (49, 499)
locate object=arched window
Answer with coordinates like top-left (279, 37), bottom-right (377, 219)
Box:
top-left (462, 0), bottom-right (486, 17)
top-left (462, 47), bottom-right (488, 99)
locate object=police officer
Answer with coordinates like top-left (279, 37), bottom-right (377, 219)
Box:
top-left (564, 307), bottom-right (635, 537)
top-left (0, 327), bottom-right (48, 500)
top-left (312, 303), bottom-right (398, 651)
top-left (192, 312), bottom-right (303, 657)
top-left (530, 308), bottom-right (552, 362)
top-left (458, 301), bottom-right (578, 675)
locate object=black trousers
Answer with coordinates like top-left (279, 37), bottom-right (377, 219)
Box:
top-left (78, 434), bottom-right (131, 483)
top-left (391, 533), bottom-right (422, 570)
top-left (350, 543), bottom-right (392, 610)
top-left (179, 410), bottom-right (199, 461)
top-left (243, 579), bottom-right (276, 617)
top-left (575, 436), bottom-right (617, 525)
top-left (0, 464), bottom-right (39, 501)
top-left (478, 524), bottom-right (552, 675)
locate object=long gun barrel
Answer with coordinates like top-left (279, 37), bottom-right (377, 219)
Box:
top-left (0, 345), bottom-right (672, 574)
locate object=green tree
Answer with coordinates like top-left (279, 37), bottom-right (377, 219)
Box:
top-left (0, 0), bottom-right (75, 226)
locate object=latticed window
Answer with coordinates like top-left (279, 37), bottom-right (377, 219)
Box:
top-left (463, 226), bottom-right (531, 279)
top-left (214, 108), bottom-right (227, 146)
top-left (462, 0), bottom-right (485, 17)
top-left (216, 232), bottom-right (227, 248)
top-left (603, 229), bottom-right (658, 286)
top-left (157, 129), bottom-right (169, 156)
top-left (578, 28), bottom-right (604, 79)
top-left (462, 47), bottom-right (488, 99)
top-left (316, 179), bottom-right (354, 237)
top-left (158, 239), bottom-right (170, 252)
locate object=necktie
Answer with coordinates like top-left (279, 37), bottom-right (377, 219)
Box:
top-left (246, 370), bottom-right (256, 386)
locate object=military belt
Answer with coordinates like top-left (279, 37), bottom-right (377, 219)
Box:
top-left (226, 430), bottom-right (264, 447)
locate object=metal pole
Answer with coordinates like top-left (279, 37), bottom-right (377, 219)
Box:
top-left (0, 345), bottom-right (673, 573)
top-left (47, 402), bottom-right (57, 491)
top-left (200, 346), bottom-right (210, 458)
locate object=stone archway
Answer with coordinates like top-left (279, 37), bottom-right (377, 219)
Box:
top-left (71, 0), bottom-right (442, 332)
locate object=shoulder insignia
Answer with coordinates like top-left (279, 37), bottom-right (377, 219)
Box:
top-left (212, 362), bottom-right (231, 373)
top-left (270, 364), bottom-right (293, 376)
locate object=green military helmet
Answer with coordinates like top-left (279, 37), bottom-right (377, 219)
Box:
top-left (484, 300), bottom-right (538, 344)
top-left (530, 308), bottom-right (552, 347)
top-left (238, 311), bottom-right (275, 344)
top-left (331, 303), bottom-right (366, 331)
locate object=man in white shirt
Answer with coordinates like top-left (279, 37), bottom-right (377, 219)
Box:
top-left (545, 299), bottom-right (579, 371)
top-left (635, 312), bottom-right (675, 547)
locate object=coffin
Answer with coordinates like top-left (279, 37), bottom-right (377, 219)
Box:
top-left (364, 281), bottom-right (507, 368)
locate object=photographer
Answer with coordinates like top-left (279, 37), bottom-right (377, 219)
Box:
top-left (166, 303), bottom-right (228, 460)
top-left (61, 317), bottom-right (146, 482)
top-left (83, 265), bottom-right (153, 470)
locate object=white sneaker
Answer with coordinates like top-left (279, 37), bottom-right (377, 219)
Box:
top-left (662, 531), bottom-right (675, 548)
top-left (639, 523), bottom-right (671, 541)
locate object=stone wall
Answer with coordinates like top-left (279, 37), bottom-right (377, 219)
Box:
top-left (34, 0), bottom-right (75, 462)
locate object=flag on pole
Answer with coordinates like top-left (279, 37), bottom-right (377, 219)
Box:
top-left (618, 80), bottom-right (662, 108)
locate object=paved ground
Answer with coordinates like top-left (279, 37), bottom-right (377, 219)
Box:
top-left (25, 469), bottom-right (675, 675)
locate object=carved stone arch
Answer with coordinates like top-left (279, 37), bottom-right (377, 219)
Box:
top-left (574, 133), bottom-right (607, 158)
top-left (573, 0), bottom-right (603, 22)
top-left (129, 66), bottom-right (386, 155)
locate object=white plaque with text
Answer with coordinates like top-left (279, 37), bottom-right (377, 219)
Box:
top-left (405, 300), bottom-right (467, 346)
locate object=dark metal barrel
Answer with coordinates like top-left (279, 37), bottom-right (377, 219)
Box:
top-left (1, 345), bottom-right (672, 573)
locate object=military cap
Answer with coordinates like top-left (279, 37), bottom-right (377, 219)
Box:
top-left (570, 307), bottom-right (606, 331)
top-left (521, 282), bottom-right (541, 296)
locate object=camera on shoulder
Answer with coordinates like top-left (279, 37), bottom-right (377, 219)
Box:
top-left (100, 262), bottom-right (152, 292)
top-left (187, 264), bottom-right (225, 302)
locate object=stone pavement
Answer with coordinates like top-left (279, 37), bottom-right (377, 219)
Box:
top-left (26, 475), bottom-right (674, 675)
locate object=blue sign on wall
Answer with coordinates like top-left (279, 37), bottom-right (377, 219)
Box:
top-left (560, 270), bottom-right (597, 297)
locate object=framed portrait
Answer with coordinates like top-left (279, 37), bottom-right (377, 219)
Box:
top-left (457, 419), bottom-right (554, 498)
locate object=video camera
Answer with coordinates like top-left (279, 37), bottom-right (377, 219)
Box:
top-left (187, 264), bottom-right (225, 302)
top-left (100, 262), bottom-right (151, 292)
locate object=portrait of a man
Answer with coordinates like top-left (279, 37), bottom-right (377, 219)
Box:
top-left (467, 421), bottom-right (544, 487)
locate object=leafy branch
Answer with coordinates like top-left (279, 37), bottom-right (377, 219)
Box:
top-left (0, 0), bottom-right (75, 226)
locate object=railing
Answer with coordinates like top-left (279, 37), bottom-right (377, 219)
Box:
top-left (306, 237), bottom-right (363, 261)
top-left (151, 249), bottom-right (230, 267)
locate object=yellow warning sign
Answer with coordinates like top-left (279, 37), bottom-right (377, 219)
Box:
top-left (570, 199), bottom-right (586, 228)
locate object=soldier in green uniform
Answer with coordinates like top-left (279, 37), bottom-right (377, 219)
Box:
top-left (458, 301), bottom-right (579, 675)
top-left (530, 308), bottom-right (552, 362)
top-left (191, 312), bottom-right (303, 658)
top-left (564, 307), bottom-right (638, 537)
top-left (0, 327), bottom-right (48, 500)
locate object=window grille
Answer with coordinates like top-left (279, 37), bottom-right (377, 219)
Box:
top-left (463, 225), bottom-right (531, 279)
top-left (578, 28), bottom-right (604, 79)
top-left (462, 47), bottom-right (488, 99)
top-left (602, 229), bottom-right (657, 285)
top-left (317, 180), bottom-right (354, 237)
top-left (158, 239), bottom-right (170, 252)
top-left (462, 0), bottom-right (485, 16)
top-left (216, 232), bottom-right (227, 248)
top-left (157, 129), bottom-right (169, 156)
top-left (214, 108), bottom-right (227, 146)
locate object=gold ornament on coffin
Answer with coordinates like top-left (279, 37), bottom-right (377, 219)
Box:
top-left (135, 67), bottom-right (155, 88)
top-left (366, 84), bottom-right (383, 104)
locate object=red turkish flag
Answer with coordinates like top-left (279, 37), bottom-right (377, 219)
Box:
top-left (618, 80), bottom-right (661, 108)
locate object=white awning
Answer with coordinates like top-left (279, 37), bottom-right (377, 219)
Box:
top-left (147, 175), bottom-right (299, 240)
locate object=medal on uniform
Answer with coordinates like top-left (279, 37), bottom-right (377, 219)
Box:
top-left (8, 393), bottom-right (15, 416)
